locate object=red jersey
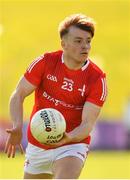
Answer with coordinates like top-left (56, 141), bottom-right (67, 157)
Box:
top-left (24, 50), bottom-right (107, 149)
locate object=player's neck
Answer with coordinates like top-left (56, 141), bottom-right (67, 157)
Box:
top-left (62, 53), bottom-right (87, 70)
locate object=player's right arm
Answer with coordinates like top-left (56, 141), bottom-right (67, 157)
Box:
top-left (5, 76), bottom-right (37, 158)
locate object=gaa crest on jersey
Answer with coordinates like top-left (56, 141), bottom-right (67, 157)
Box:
top-left (47, 74), bottom-right (57, 82)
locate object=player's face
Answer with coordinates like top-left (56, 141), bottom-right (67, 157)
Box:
top-left (62, 26), bottom-right (92, 63)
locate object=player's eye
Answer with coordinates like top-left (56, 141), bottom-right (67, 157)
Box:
top-left (86, 40), bottom-right (91, 44)
top-left (87, 39), bottom-right (92, 44)
top-left (74, 40), bottom-right (81, 43)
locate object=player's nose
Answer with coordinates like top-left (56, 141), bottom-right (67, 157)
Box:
top-left (81, 42), bottom-right (91, 50)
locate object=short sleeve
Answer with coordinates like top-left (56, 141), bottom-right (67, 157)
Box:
top-left (24, 54), bottom-right (46, 86)
top-left (86, 74), bottom-right (108, 107)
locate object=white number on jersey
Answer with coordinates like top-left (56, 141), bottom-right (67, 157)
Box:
top-left (61, 81), bottom-right (73, 91)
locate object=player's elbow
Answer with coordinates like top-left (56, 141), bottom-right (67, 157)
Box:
top-left (10, 89), bottom-right (26, 105)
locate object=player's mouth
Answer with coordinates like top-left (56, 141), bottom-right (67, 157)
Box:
top-left (80, 52), bottom-right (88, 55)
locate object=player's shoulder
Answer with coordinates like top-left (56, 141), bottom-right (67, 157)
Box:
top-left (44, 50), bottom-right (62, 60)
top-left (88, 58), bottom-right (106, 78)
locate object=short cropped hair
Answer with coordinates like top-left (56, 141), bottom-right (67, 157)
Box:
top-left (58, 14), bottom-right (95, 39)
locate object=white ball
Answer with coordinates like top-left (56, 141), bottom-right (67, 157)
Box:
top-left (30, 108), bottom-right (66, 144)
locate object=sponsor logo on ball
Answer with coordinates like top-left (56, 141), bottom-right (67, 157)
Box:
top-left (40, 110), bottom-right (52, 131)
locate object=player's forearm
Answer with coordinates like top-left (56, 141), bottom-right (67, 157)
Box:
top-left (67, 102), bottom-right (101, 143)
top-left (68, 121), bottom-right (95, 142)
top-left (9, 91), bottom-right (24, 129)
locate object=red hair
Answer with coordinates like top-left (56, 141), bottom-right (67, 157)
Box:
top-left (58, 14), bottom-right (95, 39)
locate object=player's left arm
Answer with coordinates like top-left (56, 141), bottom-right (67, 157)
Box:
top-left (66, 101), bottom-right (101, 142)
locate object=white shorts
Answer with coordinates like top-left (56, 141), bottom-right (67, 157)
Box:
top-left (24, 143), bottom-right (89, 175)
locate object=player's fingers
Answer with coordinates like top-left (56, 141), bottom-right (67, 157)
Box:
top-left (4, 136), bottom-right (12, 154)
top-left (49, 138), bottom-right (66, 147)
top-left (6, 129), bottom-right (13, 134)
top-left (19, 144), bottom-right (24, 154)
top-left (7, 144), bottom-right (12, 158)
top-left (11, 145), bottom-right (16, 158)
top-left (4, 141), bottom-right (9, 153)
top-left (45, 142), bottom-right (60, 147)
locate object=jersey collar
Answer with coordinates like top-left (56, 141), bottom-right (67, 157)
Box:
top-left (61, 53), bottom-right (90, 71)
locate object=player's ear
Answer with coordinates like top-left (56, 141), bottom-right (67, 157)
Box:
top-left (61, 37), bottom-right (67, 50)
top-left (61, 39), bottom-right (65, 49)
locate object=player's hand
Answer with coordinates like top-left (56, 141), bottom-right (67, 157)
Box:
top-left (45, 132), bottom-right (72, 147)
top-left (4, 127), bottom-right (24, 158)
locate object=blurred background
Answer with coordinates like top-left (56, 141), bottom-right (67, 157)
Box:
top-left (0, 0), bottom-right (130, 179)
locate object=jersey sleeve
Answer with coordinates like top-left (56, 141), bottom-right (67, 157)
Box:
top-left (24, 54), bottom-right (46, 86)
top-left (86, 74), bottom-right (107, 107)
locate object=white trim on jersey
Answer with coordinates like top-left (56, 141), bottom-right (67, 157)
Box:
top-left (27, 55), bottom-right (44, 73)
top-left (61, 53), bottom-right (64, 63)
top-left (81, 60), bottom-right (90, 71)
top-left (100, 78), bottom-right (107, 101)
